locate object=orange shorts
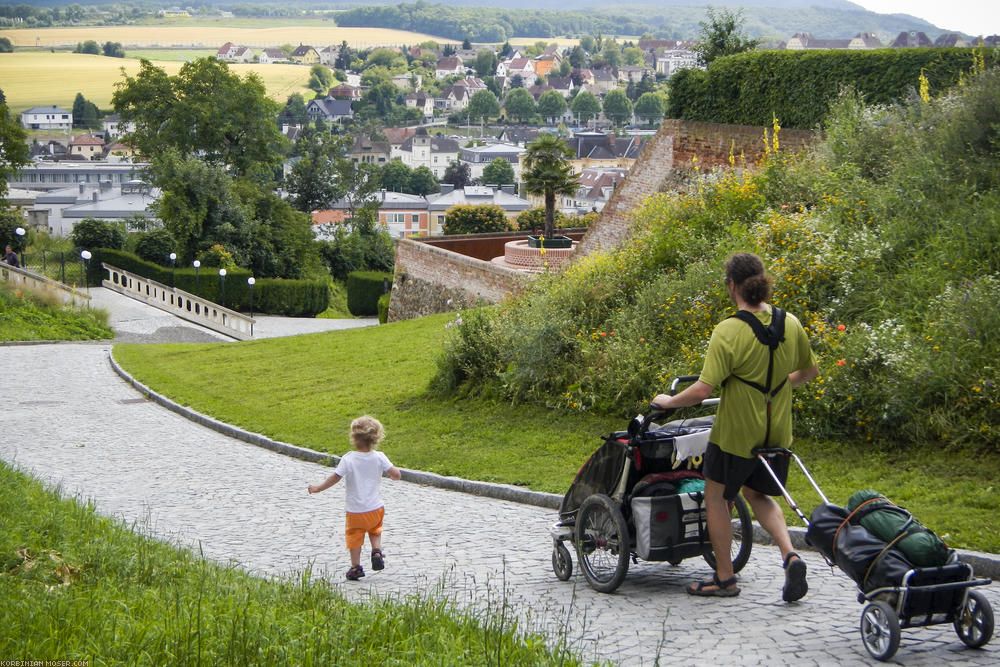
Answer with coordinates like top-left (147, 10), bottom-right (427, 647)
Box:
top-left (344, 507), bottom-right (385, 550)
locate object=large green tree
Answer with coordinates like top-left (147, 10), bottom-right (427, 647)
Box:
top-left (482, 158), bottom-right (515, 186)
top-left (634, 92), bottom-right (666, 125)
top-left (602, 89), bottom-right (633, 127)
top-left (521, 134), bottom-right (578, 240)
top-left (112, 58), bottom-right (286, 179)
top-left (570, 90), bottom-right (602, 125)
top-left (504, 88), bottom-right (536, 123)
top-left (307, 63), bottom-right (335, 95)
top-left (0, 102), bottom-right (29, 203)
top-left (284, 133), bottom-right (352, 213)
top-left (537, 90), bottom-right (568, 124)
top-left (467, 90), bottom-right (501, 124)
top-left (474, 49), bottom-right (498, 78)
top-left (695, 6), bottom-right (760, 66)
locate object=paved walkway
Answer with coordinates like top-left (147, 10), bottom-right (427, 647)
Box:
top-left (1, 291), bottom-right (997, 665)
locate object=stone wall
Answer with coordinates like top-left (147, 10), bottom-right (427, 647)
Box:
top-left (574, 119), bottom-right (819, 257)
top-left (387, 237), bottom-right (530, 322)
top-left (389, 119), bottom-right (820, 321)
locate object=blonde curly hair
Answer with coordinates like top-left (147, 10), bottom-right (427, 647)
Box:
top-left (350, 415), bottom-right (385, 450)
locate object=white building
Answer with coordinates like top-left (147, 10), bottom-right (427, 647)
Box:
top-left (20, 106), bottom-right (72, 130)
top-left (655, 50), bottom-right (700, 77)
top-left (459, 143), bottom-right (525, 181)
top-left (395, 128), bottom-right (460, 179)
top-left (30, 180), bottom-right (158, 237)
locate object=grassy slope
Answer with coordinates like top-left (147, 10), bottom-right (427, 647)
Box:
top-left (0, 462), bottom-right (577, 665)
top-left (113, 313), bottom-right (1000, 553)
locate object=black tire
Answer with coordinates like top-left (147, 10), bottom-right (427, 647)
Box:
top-left (552, 540), bottom-right (573, 581)
top-left (574, 494), bottom-right (630, 593)
top-left (955, 590), bottom-right (994, 648)
top-left (860, 600), bottom-right (901, 661)
top-left (702, 494), bottom-right (753, 573)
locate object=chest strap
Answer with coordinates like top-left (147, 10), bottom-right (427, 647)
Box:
top-left (727, 307), bottom-right (786, 447)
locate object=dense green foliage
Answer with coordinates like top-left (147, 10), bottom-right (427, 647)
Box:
top-left (0, 283), bottom-right (112, 342)
top-left (442, 204), bottom-right (514, 235)
top-left (668, 47), bottom-right (1000, 129)
top-left (347, 270), bottom-right (392, 316)
top-left (435, 69), bottom-right (1000, 451)
top-left (70, 218), bottom-right (126, 252)
top-left (0, 463), bottom-right (578, 665)
top-left (0, 101), bottom-right (30, 202)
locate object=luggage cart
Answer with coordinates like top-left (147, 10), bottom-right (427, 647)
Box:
top-left (756, 447), bottom-right (994, 661)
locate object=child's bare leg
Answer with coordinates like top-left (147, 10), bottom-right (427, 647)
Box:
top-left (349, 547), bottom-right (361, 567)
top-left (370, 533), bottom-right (382, 552)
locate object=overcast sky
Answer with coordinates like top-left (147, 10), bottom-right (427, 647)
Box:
top-left (851, 1), bottom-right (1000, 37)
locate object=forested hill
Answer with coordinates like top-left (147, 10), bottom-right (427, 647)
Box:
top-left (330, 0), bottom-right (942, 42)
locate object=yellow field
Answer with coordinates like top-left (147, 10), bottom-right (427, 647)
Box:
top-left (0, 52), bottom-right (314, 115)
top-left (0, 25), bottom-right (445, 49)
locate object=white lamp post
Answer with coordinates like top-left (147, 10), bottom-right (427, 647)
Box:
top-left (218, 268), bottom-right (227, 305)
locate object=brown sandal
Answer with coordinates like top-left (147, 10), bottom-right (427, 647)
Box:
top-left (687, 573), bottom-right (740, 597)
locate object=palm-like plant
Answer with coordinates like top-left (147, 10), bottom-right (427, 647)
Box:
top-left (521, 134), bottom-right (578, 240)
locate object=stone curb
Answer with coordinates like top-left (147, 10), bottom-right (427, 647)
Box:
top-left (108, 351), bottom-right (1000, 580)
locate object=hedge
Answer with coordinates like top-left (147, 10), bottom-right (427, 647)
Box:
top-left (667, 47), bottom-right (1000, 129)
top-left (86, 249), bottom-right (329, 317)
top-left (347, 270), bottom-right (392, 316)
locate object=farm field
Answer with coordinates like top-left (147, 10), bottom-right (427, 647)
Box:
top-left (0, 25), bottom-right (446, 49)
top-left (0, 52), bottom-right (313, 115)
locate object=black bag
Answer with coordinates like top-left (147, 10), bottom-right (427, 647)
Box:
top-left (833, 521), bottom-right (914, 591)
top-left (806, 503), bottom-right (848, 561)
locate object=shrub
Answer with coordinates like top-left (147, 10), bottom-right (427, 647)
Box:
top-left (132, 229), bottom-right (177, 265)
top-left (70, 218), bottom-right (126, 252)
top-left (442, 204), bottom-right (514, 235)
top-left (377, 292), bottom-right (390, 324)
top-left (347, 270), bottom-right (391, 316)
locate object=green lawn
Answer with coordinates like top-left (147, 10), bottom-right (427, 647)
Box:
top-left (113, 312), bottom-right (1000, 553)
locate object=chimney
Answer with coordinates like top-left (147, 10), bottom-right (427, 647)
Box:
top-left (92, 192), bottom-right (98, 201)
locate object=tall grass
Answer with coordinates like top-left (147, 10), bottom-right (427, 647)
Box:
top-left (0, 462), bottom-right (581, 666)
top-left (0, 282), bottom-right (112, 342)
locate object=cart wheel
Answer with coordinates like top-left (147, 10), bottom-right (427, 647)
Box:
top-left (860, 600), bottom-right (901, 661)
top-left (552, 540), bottom-right (573, 581)
top-left (955, 590), bottom-right (994, 648)
top-left (702, 494), bottom-right (754, 573)
top-left (574, 494), bottom-right (630, 593)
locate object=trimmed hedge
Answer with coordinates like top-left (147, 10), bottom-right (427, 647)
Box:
top-left (87, 249), bottom-right (329, 317)
top-left (347, 270), bottom-right (392, 317)
top-left (668, 47), bottom-right (1000, 129)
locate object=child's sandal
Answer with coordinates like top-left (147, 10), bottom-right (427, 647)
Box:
top-left (687, 573), bottom-right (740, 597)
top-left (371, 549), bottom-right (385, 571)
top-left (346, 564), bottom-right (365, 580)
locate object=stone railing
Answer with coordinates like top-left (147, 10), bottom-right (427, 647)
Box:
top-left (0, 262), bottom-right (91, 306)
top-left (101, 263), bottom-right (254, 340)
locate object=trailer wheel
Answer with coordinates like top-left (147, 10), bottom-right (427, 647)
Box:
top-left (860, 600), bottom-right (900, 661)
top-left (702, 493), bottom-right (753, 573)
top-left (552, 540), bottom-right (573, 581)
top-left (955, 590), bottom-right (994, 648)
top-left (574, 494), bottom-right (630, 593)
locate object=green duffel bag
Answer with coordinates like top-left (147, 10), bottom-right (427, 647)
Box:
top-left (846, 490), bottom-right (952, 567)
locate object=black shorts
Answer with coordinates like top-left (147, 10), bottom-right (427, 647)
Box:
top-left (702, 442), bottom-right (790, 501)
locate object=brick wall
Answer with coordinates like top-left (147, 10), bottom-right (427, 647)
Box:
top-left (389, 119), bottom-right (820, 320)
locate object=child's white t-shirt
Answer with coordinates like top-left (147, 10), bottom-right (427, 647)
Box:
top-left (334, 450), bottom-right (394, 513)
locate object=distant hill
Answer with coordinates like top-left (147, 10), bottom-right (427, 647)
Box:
top-left (326, 0), bottom-right (952, 43)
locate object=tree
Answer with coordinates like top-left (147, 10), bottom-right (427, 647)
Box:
top-left (112, 58), bottom-right (285, 179)
top-left (283, 93), bottom-right (308, 125)
top-left (0, 37), bottom-right (12, 53)
top-left (285, 133), bottom-right (351, 212)
top-left (521, 134), bottom-right (578, 240)
top-left (467, 89), bottom-right (500, 124)
top-left (0, 102), bottom-right (29, 203)
top-left (74, 40), bottom-right (100, 55)
top-left (442, 160), bottom-right (472, 189)
top-left (133, 228), bottom-right (177, 264)
top-left (602, 89), bottom-right (633, 127)
top-left (442, 204), bottom-right (513, 235)
top-left (474, 49), bottom-right (498, 78)
top-left (462, 38), bottom-right (472, 50)
top-left (634, 92), bottom-right (666, 125)
top-left (102, 41), bottom-right (125, 58)
top-left (409, 166), bottom-right (439, 196)
top-left (568, 45), bottom-right (587, 69)
top-left (482, 158), bottom-right (515, 186)
top-left (623, 46), bottom-right (645, 66)
top-left (695, 6), bottom-right (760, 66)
top-left (537, 90), bottom-right (568, 124)
top-left (335, 41), bottom-right (353, 71)
top-left (516, 206), bottom-right (568, 231)
top-left (380, 159), bottom-right (412, 193)
top-left (570, 90), bottom-right (602, 125)
top-left (70, 218), bottom-right (127, 251)
top-left (307, 63), bottom-right (334, 95)
top-left (504, 88), bottom-right (536, 123)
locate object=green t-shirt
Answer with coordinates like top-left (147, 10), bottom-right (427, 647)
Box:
top-left (699, 306), bottom-right (817, 458)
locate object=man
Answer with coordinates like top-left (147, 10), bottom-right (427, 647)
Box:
top-left (2, 245), bottom-right (19, 267)
top-left (653, 252), bottom-right (819, 600)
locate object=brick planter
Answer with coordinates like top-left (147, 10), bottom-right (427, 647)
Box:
top-left (491, 239), bottom-right (577, 272)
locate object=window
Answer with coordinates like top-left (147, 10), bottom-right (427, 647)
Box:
top-left (411, 214), bottom-right (419, 223)
top-left (387, 213), bottom-right (405, 224)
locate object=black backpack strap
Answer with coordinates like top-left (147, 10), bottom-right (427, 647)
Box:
top-left (726, 307), bottom-right (787, 447)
